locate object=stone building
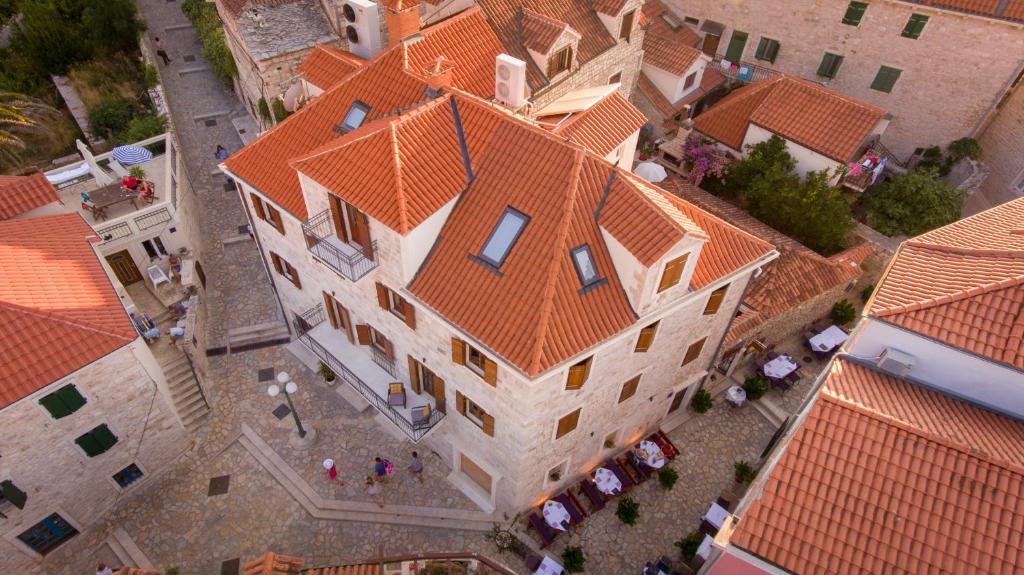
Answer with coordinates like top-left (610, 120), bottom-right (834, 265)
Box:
top-left (664, 0), bottom-right (1024, 161)
top-left (972, 75), bottom-right (1024, 214)
top-left (0, 214), bottom-right (189, 569)
top-left (223, 8), bottom-right (779, 513)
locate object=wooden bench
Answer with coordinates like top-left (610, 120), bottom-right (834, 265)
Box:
top-left (526, 512), bottom-right (556, 548)
top-left (577, 479), bottom-right (606, 511)
top-left (554, 492), bottom-right (587, 525)
top-left (603, 458), bottom-right (635, 493)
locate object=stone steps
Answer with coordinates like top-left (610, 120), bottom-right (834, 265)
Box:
top-left (227, 321), bottom-right (291, 353)
top-left (158, 352), bottom-right (209, 432)
top-left (106, 527), bottom-right (155, 570)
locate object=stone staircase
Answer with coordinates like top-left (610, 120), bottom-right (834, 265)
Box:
top-left (226, 321), bottom-right (291, 353)
top-left (161, 352), bottom-right (210, 431)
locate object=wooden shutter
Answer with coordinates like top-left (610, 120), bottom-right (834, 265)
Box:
top-left (270, 252), bottom-right (283, 275)
top-left (76, 432), bottom-right (101, 456)
top-left (635, 322), bottom-right (659, 352)
top-left (404, 304), bottom-right (416, 331)
top-left (433, 377), bottom-right (446, 411)
top-left (871, 66), bottom-right (901, 93)
top-left (482, 412), bottom-right (495, 437)
top-left (452, 338), bottom-right (466, 365)
top-left (288, 263), bottom-right (301, 289)
top-left (382, 337), bottom-right (394, 361)
top-left (408, 356), bottom-right (421, 394)
top-left (456, 390), bottom-right (467, 415)
top-left (267, 205), bottom-right (285, 235)
top-left (556, 408), bottom-right (581, 439)
top-left (817, 53), bottom-right (842, 78)
top-left (376, 283), bottom-right (389, 310)
top-left (250, 193), bottom-right (266, 221)
top-left (338, 304), bottom-right (354, 343)
top-left (56, 385), bottom-right (86, 412)
top-left (483, 358), bottom-right (498, 387)
top-left (657, 254), bottom-right (688, 292)
top-left (39, 392), bottom-right (72, 419)
top-left (842, 1), bottom-right (867, 26)
top-left (703, 285), bottom-right (729, 315)
top-left (94, 424), bottom-right (118, 451)
top-left (619, 375), bottom-right (641, 403)
top-left (902, 13), bottom-right (928, 38)
top-left (0, 480), bottom-right (27, 510)
top-left (329, 195), bottom-right (347, 241)
top-left (566, 358), bottom-right (591, 390)
top-left (683, 337), bottom-right (708, 366)
top-left (356, 324), bottom-right (371, 345)
top-left (323, 292), bottom-right (339, 329)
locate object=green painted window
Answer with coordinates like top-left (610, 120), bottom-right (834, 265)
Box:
top-left (817, 53), bottom-right (844, 78)
top-left (75, 424), bottom-right (118, 457)
top-left (902, 14), bottom-right (929, 38)
top-left (842, 1), bottom-right (868, 25)
top-left (871, 66), bottom-right (902, 93)
top-left (0, 480), bottom-right (27, 509)
top-left (39, 384), bottom-right (87, 419)
top-left (755, 37), bottom-right (780, 63)
top-left (725, 30), bottom-right (748, 62)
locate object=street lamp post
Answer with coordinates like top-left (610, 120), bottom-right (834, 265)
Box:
top-left (268, 371), bottom-right (306, 438)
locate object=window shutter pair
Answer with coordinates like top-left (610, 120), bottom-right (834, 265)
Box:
top-left (556, 408), bottom-right (581, 439)
top-left (657, 254), bottom-right (688, 293)
top-left (269, 252), bottom-right (300, 289)
top-left (841, 1), bottom-right (867, 26)
top-left (76, 424), bottom-right (118, 457)
top-left (703, 285), bottom-right (729, 315)
top-left (377, 283), bottom-right (417, 331)
top-left (755, 38), bottom-right (779, 63)
top-left (635, 322), bottom-right (659, 353)
top-left (566, 357), bottom-right (591, 390)
top-left (817, 53), bottom-right (843, 79)
top-left (619, 375), bottom-right (641, 403)
top-left (902, 14), bottom-right (928, 39)
top-left (0, 480), bottom-right (27, 509)
top-left (39, 384), bottom-right (86, 419)
top-left (682, 337), bottom-right (708, 366)
top-left (870, 66), bottom-right (902, 93)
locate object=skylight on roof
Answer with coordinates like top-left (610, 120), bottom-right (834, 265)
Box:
top-left (337, 100), bottom-right (370, 133)
top-left (479, 207), bottom-right (529, 268)
top-left (571, 244), bottom-right (603, 289)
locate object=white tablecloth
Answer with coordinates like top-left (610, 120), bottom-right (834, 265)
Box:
top-left (543, 500), bottom-right (571, 531)
top-left (809, 325), bottom-right (848, 352)
top-left (704, 502), bottom-right (731, 530)
top-left (533, 556), bottom-right (565, 575)
top-left (763, 355), bottom-right (798, 379)
top-left (696, 534), bottom-right (714, 560)
top-left (640, 440), bottom-right (666, 468)
top-left (595, 467), bottom-right (622, 495)
top-left (725, 385), bottom-right (747, 406)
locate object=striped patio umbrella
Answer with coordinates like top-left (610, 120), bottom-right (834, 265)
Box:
top-left (111, 144), bottom-right (154, 166)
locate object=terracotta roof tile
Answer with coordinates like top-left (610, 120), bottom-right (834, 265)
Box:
top-left (637, 68), bottom-right (727, 117)
top-left (591, 0), bottom-right (628, 16)
top-left (244, 552), bottom-right (304, 575)
top-left (641, 0), bottom-right (702, 76)
top-left (0, 214), bottom-right (137, 408)
top-left (298, 44), bottom-right (365, 91)
top-left (869, 198), bottom-right (1024, 369)
top-left (732, 358), bottom-right (1024, 574)
top-left (552, 92), bottom-right (647, 157)
top-left (520, 8), bottom-right (578, 54)
top-left (0, 172), bottom-right (60, 219)
top-left (694, 75), bottom-right (886, 162)
top-left (403, 8), bottom-right (506, 98)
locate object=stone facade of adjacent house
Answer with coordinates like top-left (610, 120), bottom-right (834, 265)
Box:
top-left (973, 76), bottom-right (1024, 214)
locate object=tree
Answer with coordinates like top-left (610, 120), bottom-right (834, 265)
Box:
top-left (561, 546), bottom-right (586, 573)
top-left (831, 299), bottom-right (856, 326)
top-left (867, 167), bottom-right (964, 237)
top-left (17, 1), bottom-right (91, 74)
top-left (0, 91), bottom-right (60, 165)
top-left (720, 135), bottom-right (795, 198)
top-left (746, 168), bottom-right (854, 255)
top-left (82, 0), bottom-right (144, 56)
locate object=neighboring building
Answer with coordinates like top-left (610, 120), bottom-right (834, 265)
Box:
top-left (972, 74), bottom-right (1024, 215)
top-left (691, 74), bottom-right (890, 185)
top-left (665, 0), bottom-right (1024, 161)
top-left (667, 180), bottom-right (875, 377)
top-left (0, 173), bottom-right (63, 220)
top-left (0, 214), bottom-right (189, 567)
top-left (703, 197), bottom-right (1024, 574)
top-left (298, 43), bottom-right (365, 98)
top-left (223, 7), bottom-right (778, 512)
top-left (245, 551), bottom-right (517, 574)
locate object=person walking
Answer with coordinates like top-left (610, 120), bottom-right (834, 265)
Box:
top-left (154, 36), bottom-right (172, 65)
top-left (373, 456), bottom-right (389, 483)
top-left (364, 476), bottom-right (384, 508)
top-left (409, 451), bottom-right (424, 483)
top-left (215, 144), bottom-right (229, 162)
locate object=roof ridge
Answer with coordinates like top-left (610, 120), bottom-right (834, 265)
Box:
top-left (521, 6), bottom-right (580, 36)
top-left (616, 170), bottom-right (708, 240)
top-left (0, 301), bottom-right (136, 346)
top-left (776, 73), bottom-right (887, 116)
top-left (902, 239), bottom-right (1024, 259)
top-left (875, 272), bottom-right (1024, 318)
top-left (389, 121), bottom-right (411, 233)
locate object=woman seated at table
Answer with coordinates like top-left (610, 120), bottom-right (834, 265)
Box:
top-left (137, 179), bottom-right (155, 201)
top-left (121, 175), bottom-right (139, 191)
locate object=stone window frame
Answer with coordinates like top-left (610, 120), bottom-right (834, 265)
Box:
top-left (544, 459), bottom-right (570, 486)
top-left (33, 380), bottom-right (92, 421)
top-left (108, 461), bottom-right (149, 492)
top-left (68, 420), bottom-right (122, 461)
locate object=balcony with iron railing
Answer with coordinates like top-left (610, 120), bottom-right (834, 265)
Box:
top-left (841, 135), bottom-right (908, 192)
top-left (710, 55), bottom-right (778, 84)
top-left (293, 304), bottom-right (445, 442)
top-left (301, 209), bottom-right (378, 282)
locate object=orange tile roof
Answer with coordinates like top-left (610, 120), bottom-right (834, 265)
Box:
top-left (305, 565), bottom-right (381, 575)
top-left (224, 8), bottom-right (504, 219)
top-left (868, 197), bottom-right (1024, 370)
top-left (637, 67), bottom-right (727, 117)
top-left (641, 0), bottom-right (702, 75)
top-left (0, 214), bottom-right (137, 408)
top-left (551, 92), bottom-right (647, 157)
top-left (298, 44), bottom-right (365, 91)
top-left (591, 0), bottom-right (628, 16)
top-left (244, 552), bottom-right (304, 575)
top-left (520, 8), bottom-right (578, 54)
top-left (693, 75), bottom-right (886, 163)
top-left (732, 357), bottom-right (1024, 574)
top-left (0, 172), bottom-right (60, 220)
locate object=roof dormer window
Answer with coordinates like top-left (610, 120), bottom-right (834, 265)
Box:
top-left (548, 45), bottom-right (573, 78)
top-left (571, 244), bottom-right (605, 291)
top-left (337, 100), bottom-right (370, 133)
top-left (478, 207), bottom-right (529, 268)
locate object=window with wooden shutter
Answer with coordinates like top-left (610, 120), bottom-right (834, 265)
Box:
top-left (548, 46), bottom-right (573, 77)
top-left (356, 324), bottom-right (371, 345)
top-left (555, 408), bottom-right (581, 439)
top-left (456, 339), bottom-right (495, 385)
top-left (482, 413), bottom-right (495, 437)
top-left (841, 1), bottom-right (867, 26)
top-left (452, 338), bottom-right (466, 365)
top-left (755, 37), bottom-right (780, 63)
top-left (565, 357), bottom-right (592, 390)
top-left (250, 193), bottom-right (266, 221)
top-left (408, 356), bottom-right (422, 394)
top-left (618, 375), bottom-right (641, 403)
top-left (817, 52), bottom-right (843, 79)
top-left (0, 480), bottom-right (27, 509)
top-left (703, 285), bottom-right (729, 315)
top-left (266, 204), bottom-right (285, 235)
top-left (657, 254), bottom-right (688, 293)
top-left (375, 282), bottom-right (389, 310)
top-left (75, 424), bottom-right (118, 457)
top-left (39, 384), bottom-right (86, 419)
top-left (456, 390), bottom-right (467, 414)
top-left (635, 321), bottom-right (659, 352)
top-left (901, 13), bottom-right (928, 39)
top-left (619, 9), bottom-right (635, 40)
top-left (286, 262), bottom-right (301, 289)
top-left (682, 337), bottom-right (707, 366)
top-left (270, 252), bottom-right (283, 275)
top-left (870, 65), bottom-right (901, 93)
top-left (483, 358), bottom-right (497, 387)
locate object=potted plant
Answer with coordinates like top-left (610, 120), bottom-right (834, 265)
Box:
top-left (548, 470), bottom-right (561, 482)
top-left (830, 299), bottom-right (856, 326)
top-left (657, 467), bottom-right (679, 491)
top-left (128, 165), bottom-right (147, 180)
top-left (675, 532), bottom-right (703, 561)
top-left (691, 389), bottom-right (713, 414)
top-left (603, 438), bottom-right (616, 449)
top-left (318, 362), bottom-right (336, 385)
top-left (638, 144), bottom-right (656, 161)
top-left (616, 497), bottom-right (640, 526)
top-left (734, 460), bottom-right (756, 484)
top-left (743, 374), bottom-right (770, 401)
top-left (561, 546), bottom-right (586, 573)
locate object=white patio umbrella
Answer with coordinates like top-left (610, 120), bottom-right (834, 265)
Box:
top-left (634, 161), bottom-right (668, 183)
top-left (76, 139), bottom-right (114, 185)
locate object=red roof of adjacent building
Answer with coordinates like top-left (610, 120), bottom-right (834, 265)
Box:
top-left (731, 357), bottom-right (1024, 574)
top-left (693, 74), bottom-right (886, 163)
top-left (0, 172), bottom-right (60, 220)
top-left (550, 91), bottom-right (647, 157)
top-left (868, 197), bottom-right (1024, 370)
top-left (641, 0), bottom-right (702, 75)
top-left (637, 67), bottom-right (727, 118)
top-left (298, 44), bottom-right (365, 91)
top-left (0, 213), bottom-right (137, 408)
top-left (591, 0), bottom-right (629, 16)
top-left (520, 8), bottom-right (579, 54)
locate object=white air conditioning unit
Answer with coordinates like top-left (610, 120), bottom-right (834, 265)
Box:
top-left (342, 0), bottom-right (382, 60)
top-left (876, 348), bottom-right (916, 377)
top-left (495, 54), bottom-right (527, 108)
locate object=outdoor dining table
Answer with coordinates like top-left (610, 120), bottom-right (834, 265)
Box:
top-left (594, 467), bottom-right (622, 495)
top-left (542, 499), bottom-right (571, 531)
top-left (762, 354), bottom-right (798, 380)
top-left (639, 440), bottom-right (666, 469)
top-left (703, 501), bottom-right (731, 530)
top-left (532, 555), bottom-right (565, 575)
top-left (88, 182), bottom-right (139, 220)
top-left (725, 385), bottom-right (747, 407)
top-left (809, 325), bottom-right (848, 353)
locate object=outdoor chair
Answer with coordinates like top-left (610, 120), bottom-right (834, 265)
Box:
top-left (716, 497), bottom-right (733, 512)
top-left (410, 404), bottom-right (430, 428)
top-left (785, 371), bottom-right (801, 384)
top-left (526, 512), bottom-right (556, 548)
top-left (604, 458), bottom-right (635, 492)
top-left (650, 431), bottom-right (678, 459)
top-left (772, 378), bottom-right (792, 394)
top-left (767, 351), bottom-right (779, 360)
top-left (554, 492), bottom-right (587, 524)
top-left (387, 383), bottom-right (406, 408)
top-left (699, 519), bottom-right (719, 537)
top-left (578, 478), bottom-right (606, 511)
top-left (525, 554), bottom-right (543, 572)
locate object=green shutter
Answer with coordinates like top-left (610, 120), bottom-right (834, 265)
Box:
top-left (39, 393), bottom-right (71, 419)
top-left (55, 385), bottom-right (86, 413)
top-left (871, 66), bottom-right (902, 93)
top-left (817, 53), bottom-right (843, 78)
top-left (0, 480), bottom-right (27, 509)
top-left (725, 30), bottom-right (748, 62)
top-left (902, 14), bottom-right (928, 39)
top-left (75, 432), bottom-right (102, 457)
top-left (76, 425), bottom-right (117, 457)
top-left (755, 38), bottom-right (779, 63)
top-left (93, 425), bottom-right (118, 452)
top-left (842, 1), bottom-right (868, 26)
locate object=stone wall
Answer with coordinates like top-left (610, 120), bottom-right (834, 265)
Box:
top-left (975, 82), bottom-right (1024, 213)
top-left (667, 0), bottom-right (1024, 160)
top-left (0, 343), bottom-right (189, 569)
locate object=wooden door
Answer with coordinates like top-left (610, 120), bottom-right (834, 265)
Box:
top-left (329, 195), bottom-right (348, 242)
top-left (460, 453), bottom-right (492, 495)
top-left (105, 250), bottom-right (142, 285)
top-left (701, 33), bottom-right (720, 56)
top-left (725, 30), bottom-right (748, 62)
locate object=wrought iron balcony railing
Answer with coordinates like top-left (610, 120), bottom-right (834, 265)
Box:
top-left (301, 209), bottom-right (377, 282)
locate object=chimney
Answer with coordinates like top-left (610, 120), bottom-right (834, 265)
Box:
top-left (385, 0), bottom-right (421, 46)
top-left (424, 56), bottom-right (455, 92)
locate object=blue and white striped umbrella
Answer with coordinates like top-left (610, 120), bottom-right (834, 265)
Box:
top-left (111, 144), bottom-right (153, 166)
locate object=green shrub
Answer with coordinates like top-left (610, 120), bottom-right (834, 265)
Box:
top-left (181, 0), bottom-right (237, 86)
top-left (319, 362), bottom-right (336, 382)
top-left (258, 97), bottom-right (271, 122)
top-left (675, 532), bottom-right (703, 561)
top-left (562, 546), bottom-right (586, 573)
top-left (272, 97), bottom-right (290, 122)
top-left (866, 167), bottom-right (964, 237)
top-left (144, 64), bottom-right (159, 89)
top-left (616, 497), bottom-right (640, 526)
top-left (743, 374), bottom-right (770, 401)
top-left (947, 137), bottom-right (981, 163)
top-left (734, 460), bottom-right (756, 484)
top-left (89, 97), bottom-right (134, 139)
top-left (690, 389), bottom-right (713, 414)
top-left (82, 0), bottom-right (143, 56)
top-left (657, 467), bottom-right (679, 491)
top-left (861, 283), bottom-right (875, 302)
top-left (113, 114), bottom-right (166, 145)
top-left (830, 299), bottom-right (856, 326)
top-left (128, 166), bottom-right (146, 179)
